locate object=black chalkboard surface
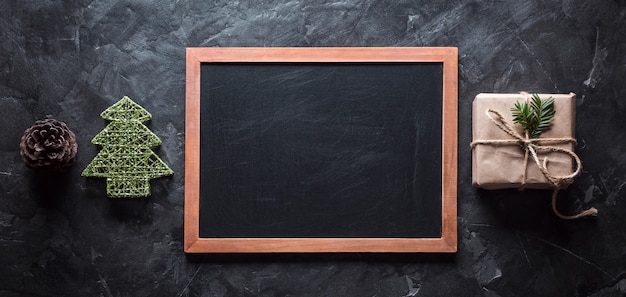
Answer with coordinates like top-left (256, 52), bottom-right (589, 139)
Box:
top-left (185, 48), bottom-right (458, 253)
top-left (200, 62), bottom-right (442, 238)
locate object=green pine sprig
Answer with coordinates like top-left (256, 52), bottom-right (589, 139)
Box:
top-left (511, 94), bottom-right (555, 139)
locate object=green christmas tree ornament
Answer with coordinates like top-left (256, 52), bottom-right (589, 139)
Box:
top-left (82, 96), bottom-right (173, 198)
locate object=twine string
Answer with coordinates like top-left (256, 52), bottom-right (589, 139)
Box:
top-left (471, 108), bottom-right (597, 219)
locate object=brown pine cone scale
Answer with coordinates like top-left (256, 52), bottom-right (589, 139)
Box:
top-left (20, 119), bottom-right (78, 172)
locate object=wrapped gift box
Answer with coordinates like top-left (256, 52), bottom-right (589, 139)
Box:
top-left (472, 93), bottom-right (577, 190)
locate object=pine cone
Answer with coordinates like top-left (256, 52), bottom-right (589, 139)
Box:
top-left (19, 119), bottom-right (78, 172)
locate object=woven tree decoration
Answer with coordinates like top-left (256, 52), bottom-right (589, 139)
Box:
top-left (82, 96), bottom-right (173, 198)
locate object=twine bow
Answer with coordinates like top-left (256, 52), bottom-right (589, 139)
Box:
top-left (471, 108), bottom-right (598, 219)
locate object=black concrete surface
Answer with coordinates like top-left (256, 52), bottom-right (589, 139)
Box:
top-left (1, 0), bottom-right (626, 296)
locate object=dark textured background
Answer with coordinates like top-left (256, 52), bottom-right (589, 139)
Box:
top-left (1, 0), bottom-right (625, 296)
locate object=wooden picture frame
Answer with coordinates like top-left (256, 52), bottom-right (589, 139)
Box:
top-left (185, 47), bottom-right (458, 253)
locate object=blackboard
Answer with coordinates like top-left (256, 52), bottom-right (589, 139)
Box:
top-left (185, 48), bottom-right (458, 253)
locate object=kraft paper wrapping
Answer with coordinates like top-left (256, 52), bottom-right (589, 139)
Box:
top-left (472, 93), bottom-right (576, 190)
